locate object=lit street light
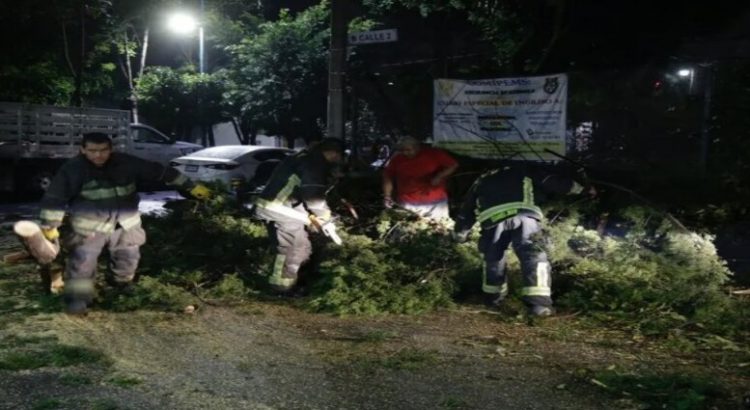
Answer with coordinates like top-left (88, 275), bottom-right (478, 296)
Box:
top-left (166, 12), bottom-right (197, 35)
top-left (676, 67), bottom-right (695, 94)
top-left (166, 1), bottom-right (209, 146)
top-left (167, 0), bottom-right (205, 73)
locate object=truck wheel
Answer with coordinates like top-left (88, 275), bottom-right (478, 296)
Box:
top-left (28, 170), bottom-right (55, 194)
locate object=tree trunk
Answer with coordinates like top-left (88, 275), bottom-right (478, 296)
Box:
top-left (231, 118), bottom-right (246, 144)
top-left (207, 124), bottom-right (215, 146)
top-left (238, 118), bottom-right (260, 145)
top-left (131, 27), bottom-right (150, 124)
top-left (201, 125), bottom-right (208, 146)
top-left (123, 31), bottom-right (137, 122)
top-left (60, 22), bottom-right (76, 99)
top-left (130, 97), bottom-right (139, 123)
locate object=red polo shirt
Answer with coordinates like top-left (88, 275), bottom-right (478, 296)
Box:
top-left (384, 146), bottom-right (457, 204)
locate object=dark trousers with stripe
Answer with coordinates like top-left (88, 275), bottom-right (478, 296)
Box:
top-left (63, 226), bottom-right (146, 305)
top-left (265, 217), bottom-right (313, 291)
top-left (479, 215), bottom-right (552, 307)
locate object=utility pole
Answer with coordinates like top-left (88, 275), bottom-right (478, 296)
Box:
top-left (327, 0), bottom-right (348, 140)
top-left (199, 0), bottom-right (205, 74)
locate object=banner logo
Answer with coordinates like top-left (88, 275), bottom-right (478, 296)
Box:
top-left (543, 77), bottom-right (559, 94)
top-left (437, 80), bottom-right (455, 98)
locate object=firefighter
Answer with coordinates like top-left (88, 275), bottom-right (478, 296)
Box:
top-left (453, 163), bottom-right (592, 317)
top-left (39, 132), bottom-right (210, 315)
top-left (254, 138), bottom-right (345, 293)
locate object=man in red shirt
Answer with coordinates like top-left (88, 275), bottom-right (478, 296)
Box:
top-left (382, 136), bottom-right (458, 220)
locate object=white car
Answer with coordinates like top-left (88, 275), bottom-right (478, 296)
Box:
top-left (170, 145), bottom-right (294, 187)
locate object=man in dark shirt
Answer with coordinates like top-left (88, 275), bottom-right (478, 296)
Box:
top-left (254, 138), bottom-right (344, 293)
top-left (454, 163), bottom-right (591, 317)
top-left (39, 132), bottom-right (210, 315)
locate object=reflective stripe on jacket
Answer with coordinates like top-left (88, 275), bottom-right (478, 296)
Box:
top-left (455, 164), bottom-right (582, 233)
top-left (40, 153), bottom-right (191, 234)
top-left (255, 150), bottom-right (334, 221)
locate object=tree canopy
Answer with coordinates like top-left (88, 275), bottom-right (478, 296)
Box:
top-left (223, 3), bottom-right (330, 147)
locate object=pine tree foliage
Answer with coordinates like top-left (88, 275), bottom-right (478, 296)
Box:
top-left (308, 218), bottom-right (482, 315)
top-left (123, 192), bottom-right (748, 337)
top-left (546, 206), bottom-right (746, 336)
top-left (140, 193), bottom-right (271, 287)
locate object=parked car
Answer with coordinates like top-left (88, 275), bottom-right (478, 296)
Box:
top-left (170, 145), bottom-right (294, 189)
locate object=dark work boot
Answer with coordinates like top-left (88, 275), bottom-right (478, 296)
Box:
top-left (113, 282), bottom-right (136, 297)
top-left (484, 293), bottom-right (505, 309)
top-left (269, 284), bottom-right (295, 296)
top-left (65, 300), bottom-right (88, 316)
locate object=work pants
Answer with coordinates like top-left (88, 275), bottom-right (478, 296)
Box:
top-left (478, 215), bottom-right (552, 307)
top-left (265, 217), bottom-right (312, 291)
top-left (63, 225), bottom-right (146, 305)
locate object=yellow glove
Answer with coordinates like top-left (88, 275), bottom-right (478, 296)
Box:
top-left (42, 227), bottom-right (60, 241)
top-left (189, 184), bottom-right (212, 200)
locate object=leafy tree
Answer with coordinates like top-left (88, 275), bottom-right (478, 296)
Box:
top-left (362, 0), bottom-right (559, 73)
top-left (0, 59), bottom-right (74, 105)
top-left (54, 0), bottom-right (113, 106)
top-left (0, 0), bottom-right (114, 105)
top-left (224, 4), bottom-right (329, 147)
top-left (136, 66), bottom-right (228, 144)
top-left (707, 63), bottom-right (750, 201)
top-left (102, 0), bottom-right (186, 122)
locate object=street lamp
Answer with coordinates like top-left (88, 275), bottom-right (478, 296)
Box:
top-left (167, 1), bottom-right (205, 73)
top-left (166, 12), bottom-right (197, 35)
top-left (676, 67), bottom-right (695, 94)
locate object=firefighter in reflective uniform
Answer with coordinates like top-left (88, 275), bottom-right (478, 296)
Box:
top-left (254, 138), bottom-right (344, 293)
top-left (453, 163), bottom-right (590, 317)
top-left (39, 132), bottom-right (210, 315)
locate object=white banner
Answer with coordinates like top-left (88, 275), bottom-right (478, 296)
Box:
top-left (433, 74), bottom-right (567, 161)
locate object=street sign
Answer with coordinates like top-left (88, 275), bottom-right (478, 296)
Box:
top-left (348, 29), bottom-right (398, 45)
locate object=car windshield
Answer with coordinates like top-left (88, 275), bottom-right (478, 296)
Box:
top-left (188, 146), bottom-right (255, 160)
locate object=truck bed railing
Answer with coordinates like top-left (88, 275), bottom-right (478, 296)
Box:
top-left (0, 102), bottom-right (130, 158)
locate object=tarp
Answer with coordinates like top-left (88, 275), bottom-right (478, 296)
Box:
top-left (433, 74), bottom-right (567, 161)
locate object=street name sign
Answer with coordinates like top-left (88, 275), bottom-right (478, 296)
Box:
top-left (348, 29), bottom-right (398, 45)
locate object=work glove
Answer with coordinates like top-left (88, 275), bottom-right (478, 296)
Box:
top-left (189, 184), bottom-right (212, 200)
top-left (41, 227), bottom-right (60, 241)
top-left (383, 196), bottom-right (394, 209)
top-left (451, 230), bottom-right (469, 243)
